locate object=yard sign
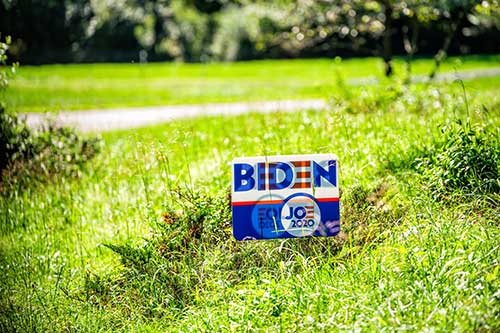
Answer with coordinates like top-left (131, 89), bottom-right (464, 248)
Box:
top-left (232, 154), bottom-right (340, 240)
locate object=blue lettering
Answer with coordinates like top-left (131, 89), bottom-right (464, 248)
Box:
top-left (235, 160), bottom-right (337, 192)
top-left (234, 163), bottom-right (255, 192)
top-left (313, 161), bottom-right (337, 187)
top-left (258, 163), bottom-right (266, 191)
top-left (294, 207), bottom-right (307, 219)
top-left (268, 162), bottom-right (293, 190)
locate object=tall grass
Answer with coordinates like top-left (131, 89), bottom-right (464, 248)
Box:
top-left (1, 76), bottom-right (500, 331)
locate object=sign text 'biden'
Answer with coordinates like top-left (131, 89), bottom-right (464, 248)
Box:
top-left (231, 154), bottom-right (340, 241)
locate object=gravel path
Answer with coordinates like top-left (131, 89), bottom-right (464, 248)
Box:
top-left (23, 67), bottom-right (500, 133)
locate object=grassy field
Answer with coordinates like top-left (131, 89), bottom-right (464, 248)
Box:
top-left (0, 70), bottom-right (500, 332)
top-left (1, 68), bottom-right (500, 331)
top-left (4, 54), bottom-right (500, 113)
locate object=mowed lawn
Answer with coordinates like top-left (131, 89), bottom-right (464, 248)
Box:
top-left (1, 72), bottom-right (500, 331)
top-left (5, 54), bottom-right (500, 113)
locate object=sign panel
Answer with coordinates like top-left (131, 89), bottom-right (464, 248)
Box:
top-left (232, 154), bottom-right (340, 240)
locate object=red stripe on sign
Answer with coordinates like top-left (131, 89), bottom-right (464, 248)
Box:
top-left (292, 182), bottom-right (311, 189)
top-left (232, 199), bottom-right (284, 206)
top-left (233, 197), bottom-right (338, 206)
top-left (316, 197), bottom-right (340, 203)
top-left (296, 171), bottom-right (311, 178)
top-left (291, 161), bottom-right (310, 167)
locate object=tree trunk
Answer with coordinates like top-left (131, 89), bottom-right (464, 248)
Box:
top-left (382, 0), bottom-right (394, 77)
top-left (428, 26), bottom-right (455, 80)
top-left (403, 18), bottom-right (419, 83)
top-left (429, 11), bottom-right (465, 80)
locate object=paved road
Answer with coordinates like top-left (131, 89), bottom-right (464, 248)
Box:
top-left (24, 99), bottom-right (328, 132)
top-left (23, 67), bottom-right (500, 132)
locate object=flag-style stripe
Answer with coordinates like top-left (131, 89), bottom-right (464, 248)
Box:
top-left (292, 182), bottom-right (311, 189)
top-left (291, 161), bottom-right (310, 167)
top-left (296, 171), bottom-right (311, 178)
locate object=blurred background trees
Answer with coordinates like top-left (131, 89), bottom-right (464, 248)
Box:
top-left (1, 0), bottom-right (499, 75)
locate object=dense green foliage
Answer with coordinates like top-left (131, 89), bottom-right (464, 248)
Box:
top-left (2, 0), bottom-right (500, 66)
top-left (414, 118), bottom-right (500, 197)
top-left (0, 109), bottom-right (102, 190)
top-left (1, 71), bottom-right (499, 331)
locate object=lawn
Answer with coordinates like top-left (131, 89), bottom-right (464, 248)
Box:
top-left (5, 54), bottom-right (500, 113)
top-left (1, 72), bottom-right (500, 331)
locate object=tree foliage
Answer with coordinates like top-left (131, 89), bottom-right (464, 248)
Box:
top-left (1, 0), bottom-right (499, 77)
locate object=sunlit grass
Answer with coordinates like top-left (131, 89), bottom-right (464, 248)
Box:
top-left (1, 75), bottom-right (500, 331)
top-left (5, 54), bottom-right (500, 113)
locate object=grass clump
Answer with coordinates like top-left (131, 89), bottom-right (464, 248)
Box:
top-left (87, 189), bottom-right (233, 314)
top-left (341, 181), bottom-right (405, 247)
top-left (332, 79), bottom-right (465, 116)
top-left (87, 180), bottom-right (406, 320)
top-left (412, 118), bottom-right (500, 198)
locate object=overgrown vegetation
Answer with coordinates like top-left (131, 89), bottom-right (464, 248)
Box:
top-left (414, 118), bottom-right (500, 197)
top-left (91, 78), bottom-right (499, 331)
top-left (336, 74), bottom-right (500, 198)
top-left (94, 84), bottom-right (500, 325)
top-left (88, 180), bottom-right (405, 316)
top-left (0, 112), bottom-right (102, 190)
top-left (0, 37), bottom-right (101, 190)
top-left (1, 63), bottom-right (500, 331)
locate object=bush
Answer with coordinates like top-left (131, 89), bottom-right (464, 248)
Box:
top-left (362, 81), bottom-right (500, 199)
top-left (0, 107), bottom-right (102, 190)
top-left (211, 3), bottom-right (290, 61)
top-left (0, 36), bottom-right (101, 191)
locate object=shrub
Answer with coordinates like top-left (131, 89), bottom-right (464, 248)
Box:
top-left (0, 108), bottom-right (102, 190)
top-left (0, 36), bottom-right (101, 191)
top-left (211, 3), bottom-right (290, 61)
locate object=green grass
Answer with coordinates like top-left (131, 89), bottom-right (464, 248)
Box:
top-left (5, 54), bottom-right (500, 113)
top-left (1, 75), bottom-right (500, 331)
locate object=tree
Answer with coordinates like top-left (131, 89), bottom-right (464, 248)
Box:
top-left (428, 0), bottom-right (477, 79)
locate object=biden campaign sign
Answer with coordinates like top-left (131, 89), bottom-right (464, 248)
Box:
top-left (232, 154), bottom-right (340, 240)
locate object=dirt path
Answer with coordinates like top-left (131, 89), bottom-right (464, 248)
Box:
top-left (23, 67), bottom-right (500, 133)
